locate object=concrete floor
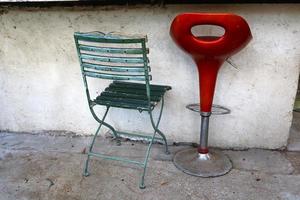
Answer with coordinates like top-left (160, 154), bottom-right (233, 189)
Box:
top-left (0, 132), bottom-right (300, 200)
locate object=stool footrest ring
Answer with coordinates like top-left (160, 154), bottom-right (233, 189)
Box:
top-left (186, 103), bottom-right (231, 115)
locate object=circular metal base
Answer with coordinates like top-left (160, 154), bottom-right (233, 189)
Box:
top-left (173, 148), bottom-right (232, 177)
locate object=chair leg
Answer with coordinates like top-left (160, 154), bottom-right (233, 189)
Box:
top-left (83, 106), bottom-right (110, 177)
top-left (90, 105), bottom-right (121, 145)
top-left (150, 97), bottom-right (169, 154)
top-left (139, 131), bottom-right (157, 189)
top-left (139, 97), bottom-right (169, 188)
top-left (89, 105), bottom-right (119, 139)
top-left (83, 155), bottom-right (91, 177)
top-left (156, 129), bottom-right (170, 155)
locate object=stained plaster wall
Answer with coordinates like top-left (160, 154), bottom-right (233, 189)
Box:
top-left (0, 4), bottom-right (299, 149)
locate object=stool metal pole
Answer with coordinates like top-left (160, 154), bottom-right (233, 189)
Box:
top-left (198, 112), bottom-right (210, 154)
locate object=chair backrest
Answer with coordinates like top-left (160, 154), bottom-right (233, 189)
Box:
top-left (74, 31), bottom-right (151, 83)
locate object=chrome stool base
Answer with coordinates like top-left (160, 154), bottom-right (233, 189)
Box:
top-left (173, 148), bottom-right (232, 177)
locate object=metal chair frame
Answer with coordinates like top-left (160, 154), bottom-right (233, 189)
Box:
top-left (74, 31), bottom-right (171, 189)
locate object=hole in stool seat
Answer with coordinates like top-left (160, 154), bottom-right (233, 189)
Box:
top-left (191, 25), bottom-right (225, 42)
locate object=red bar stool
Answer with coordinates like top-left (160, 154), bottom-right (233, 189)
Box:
top-left (170, 13), bottom-right (252, 177)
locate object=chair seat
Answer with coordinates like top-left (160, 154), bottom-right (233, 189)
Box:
top-left (94, 81), bottom-right (171, 111)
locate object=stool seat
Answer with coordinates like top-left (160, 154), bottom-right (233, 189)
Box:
top-left (171, 13), bottom-right (252, 112)
top-left (170, 13), bottom-right (252, 59)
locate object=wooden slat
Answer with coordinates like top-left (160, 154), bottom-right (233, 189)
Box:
top-left (82, 62), bottom-right (146, 73)
top-left (94, 99), bottom-right (151, 111)
top-left (75, 33), bottom-right (145, 44)
top-left (79, 45), bottom-right (149, 54)
top-left (110, 81), bottom-right (172, 91)
top-left (81, 53), bottom-right (147, 64)
top-left (97, 96), bottom-right (151, 106)
top-left (105, 86), bottom-right (163, 96)
top-left (83, 70), bottom-right (151, 81)
top-left (101, 91), bottom-right (147, 100)
top-left (101, 91), bottom-right (161, 102)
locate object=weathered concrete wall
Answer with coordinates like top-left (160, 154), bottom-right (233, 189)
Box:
top-left (0, 5), bottom-right (299, 149)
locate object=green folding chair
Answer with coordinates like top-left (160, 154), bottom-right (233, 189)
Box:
top-left (74, 31), bottom-right (171, 189)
